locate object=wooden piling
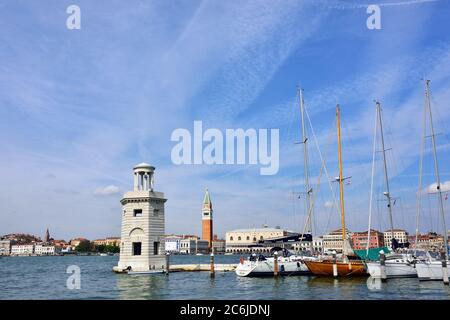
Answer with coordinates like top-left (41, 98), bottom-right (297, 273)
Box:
top-left (380, 250), bottom-right (387, 282)
top-left (441, 251), bottom-right (449, 285)
top-left (273, 251), bottom-right (279, 277)
top-left (210, 252), bottom-right (215, 278)
top-left (332, 251), bottom-right (338, 277)
top-left (165, 253), bottom-right (170, 275)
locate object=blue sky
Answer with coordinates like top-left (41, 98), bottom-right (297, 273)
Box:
top-left (1, 0), bottom-right (450, 241)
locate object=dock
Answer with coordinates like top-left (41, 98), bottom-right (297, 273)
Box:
top-left (169, 263), bottom-right (237, 272)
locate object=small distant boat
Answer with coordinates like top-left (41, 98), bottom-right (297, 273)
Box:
top-left (99, 253), bottom-right (108, 256)
top-left (195, 253), bottom-right (203, 256)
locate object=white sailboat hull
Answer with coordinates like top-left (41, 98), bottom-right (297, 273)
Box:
top-left (416, 261), bottom-right (450, 280)
top-left (235, 257), bottom-right (310, 277)
top-left (366, 261), bottom-right (417, 278)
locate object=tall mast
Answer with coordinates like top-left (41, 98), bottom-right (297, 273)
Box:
top-left (299, 87), bottom-right (312, 235)
top-left (415, 92), bottom-right (427, 249)
top-left (425, 79), bottom-right (448, 257)
top-left (376, 102), bottom-right (395, 245)
top-left (336, 105), bottom-right (346, 241)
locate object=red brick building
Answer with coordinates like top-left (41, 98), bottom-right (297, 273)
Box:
top-left (351, 229), bottom-right (384, 250)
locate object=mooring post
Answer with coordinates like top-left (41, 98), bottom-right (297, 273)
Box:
top-left (273, 251), bottom-right (279, 277)
top-left (380, 250), bottom-right (387, 282)
top-left (210, 251), bottom-right (215, 278)
top-left (332, 251), bottom-right (338, 277)
top-left (165, 252), bottom-right (170, 275)
top-left (441, 250), bottom-right (449, 285)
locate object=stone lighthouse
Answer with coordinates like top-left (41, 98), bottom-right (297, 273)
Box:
top-left (114, 163), bottom-right (167, 273)
top-left (201, 188), bottom-right (213, 251)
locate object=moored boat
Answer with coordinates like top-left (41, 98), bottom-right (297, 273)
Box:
top-left (305, 259), bottom-right (366, 277)
top-left (235, 250), bottom-right (311, 277)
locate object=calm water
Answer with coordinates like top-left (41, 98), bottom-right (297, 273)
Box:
top-left (1, 255), bottom-right (450, 300)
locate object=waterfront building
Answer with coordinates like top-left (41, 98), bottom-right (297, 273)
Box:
top-left (52, 240), bottom-right (68, 249)
top-left (212, 238), bottom-right (226, 254)
top-left (179, 238), bottom-right (209, 254)
top-left (201, 188), bottom-right (213, 251)
top-left (294, 241), bottom-right (313, 252)
top-left (70, 237), bottom-right (88, 249)
top-left (409, 232), bottom-right (444, 251)
top-left (383, 229), bottom-right (408, 248)
top-left (322, 228), bottom-right (351, 253)
top-left (351, 229), bottom-right (384, 250)
top-left (92, 237), bottom-right (121, 247)
top-left (0, 240), bottom-right (11, 255)
top-left (163, 235), bottom-right (183, 254)
top-left (312, 236), bottom-right (323, 252)
top-left (34, 244), bottom-right (60, 255)
top-left (11, 244), bottom-right (34, 255)
top-left (225, 226), bottom-right (293, 253)
top-left (114, 163), bottom-right (167, 272)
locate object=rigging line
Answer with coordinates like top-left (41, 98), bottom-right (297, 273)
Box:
top-left (314, 125), bottom-right (335, 235)
top-left (304, 105), bottom-right (341, 223)
top-left (340, 113), bottom-right (374, 186)
top-left (309, 125), bottom-right (332, 238)
top-left (366, 104), bottom-right (378, 254)
top-left (302, 152), bottom-right (326, 238)
top-left (429, 90), bottom-right (450, 149)
top-left (415, 88), bottom-right (427, 246)
top-left (426, 193), bottom-right (434, 232)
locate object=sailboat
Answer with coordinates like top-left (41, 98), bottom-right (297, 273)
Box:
top-left (304, 105), bottom-right (367, 276)
top-left (365, 102), bottom-right (418, 278)
top-left (235, 88), bottom-right (314, 277)
top-left (414, 80), bottom-right (450, 281)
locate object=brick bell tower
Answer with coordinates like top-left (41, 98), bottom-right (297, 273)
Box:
top-left (201, 188), bottom-right (213, 251)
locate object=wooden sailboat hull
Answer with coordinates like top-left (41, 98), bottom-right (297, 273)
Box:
top-left (304, 260), bottom-right (367, 277)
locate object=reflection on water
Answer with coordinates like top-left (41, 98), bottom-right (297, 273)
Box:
top-left (116, 273), bottom-right (168, 299)
top-left (1, 255), bottom-right (450, 299)
top-left (366, 277), bottom-right (382, 291)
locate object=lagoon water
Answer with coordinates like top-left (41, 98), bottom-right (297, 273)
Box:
top-left (1, 255), bottom-right (450, 300)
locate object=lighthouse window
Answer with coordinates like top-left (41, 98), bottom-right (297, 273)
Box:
top-left (132, 242), bottom-right (141, 256)
top-left (133, 209), bottom-right (143, 217)
top-left (154, 209), bottom-right (159, 217)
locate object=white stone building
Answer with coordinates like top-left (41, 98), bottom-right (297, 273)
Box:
top-left (179, 238), bottom-right (209, 254)
top-left (225, 226), bottom-right (292, 253)
top-left (34, 244), bottom-right (60, 255)
top-left (312, 236), bottom-right (323, 252)
top-left (11, 244), bottom-right (34, 255)
top-left (163, 236), bottom-right (182, 254)
top-left (0, 240), bottom-right (11, 255)
top-left (383, 229), bottom-right (408, 248)
top-left (322, 229), bottom-right (351, 253)
top-left (114, 163), bottom-right (167, 273)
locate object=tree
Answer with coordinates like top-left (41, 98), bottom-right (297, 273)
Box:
top-left (75, 240), bottom-right (91, 252)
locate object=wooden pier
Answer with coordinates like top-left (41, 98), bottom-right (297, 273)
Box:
top-left (169, 263), bottom-right (237, 272)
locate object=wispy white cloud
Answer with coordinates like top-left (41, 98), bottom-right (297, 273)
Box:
top-left (94, 185), bottom-right (120, 196)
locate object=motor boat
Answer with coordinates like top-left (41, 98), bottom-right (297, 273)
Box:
top-left (235, 248), bottom-right (311, 277)
top-left (415, 251), bottom-right (448, 280)
top-left (365, 249), bottom-right (436, 279)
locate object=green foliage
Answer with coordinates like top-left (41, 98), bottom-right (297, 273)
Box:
top-left (96, 244), bottom-right (120, 253)
top-left (75, 240), bottom-right (91, 252)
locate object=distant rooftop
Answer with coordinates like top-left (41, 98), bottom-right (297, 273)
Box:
top-left (227, 227), bottom-right (289, 233)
